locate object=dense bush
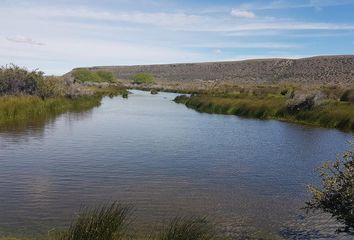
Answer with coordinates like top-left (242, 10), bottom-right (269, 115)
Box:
top-left (132, 73), bottom-right (155, 84)
top-left (0, 64), bottom-right (44, 95)
top-left (72, 69), bottom-right (116, 83)
top-left (307, 143), bottom-right (354, 234)
top-left (36, 76), bottom-right (67, 98)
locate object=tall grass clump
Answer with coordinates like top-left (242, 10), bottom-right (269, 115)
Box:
top-left (0, 96), bottom-right (101, 127)
top-left (57, 202), bottom-right (131, 240)
top-left (156, 217), bottom-right (216, 240)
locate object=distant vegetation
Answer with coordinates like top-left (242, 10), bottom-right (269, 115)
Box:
top-left (132, 73), bottom-right (155, 85)
top-left (72, 68), bottom-right (116, 83)
top-left (307, 142), bottom-right (354, 235)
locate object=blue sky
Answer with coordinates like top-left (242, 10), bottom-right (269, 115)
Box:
top-left (1, 0), bottom-right (354, 74)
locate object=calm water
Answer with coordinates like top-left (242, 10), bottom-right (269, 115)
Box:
top-left (0, 90), bottom-right (352, 238)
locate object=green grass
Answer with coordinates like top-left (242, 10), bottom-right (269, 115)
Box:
top-left (175, 95), bottom-right (354, 131)
top-left (0, 95), bottom-right (102, 128)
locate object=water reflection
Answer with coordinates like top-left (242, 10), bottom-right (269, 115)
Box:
top-left (0, 109), bottom-right (95, 144)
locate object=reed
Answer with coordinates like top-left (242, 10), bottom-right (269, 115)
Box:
top-left (155, 217), bottom-right (216, 240)
top-left (175, 95), bottom-right (354, 131)
top-left (56, 202), bottom-right (131, 240)
top-left (0, 95), bottom-right (101, 127)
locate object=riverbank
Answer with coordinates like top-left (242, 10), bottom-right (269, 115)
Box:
top-left (174, 94), bottom-right (354, 131)
top-left (0, 65), bottom-right (128, 129)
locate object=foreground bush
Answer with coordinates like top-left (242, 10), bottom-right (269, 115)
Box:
top-left (307, 143), bottom-right (354, 234)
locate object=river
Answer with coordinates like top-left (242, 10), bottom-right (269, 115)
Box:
top-left (0, 90), bottom-right (352, 239)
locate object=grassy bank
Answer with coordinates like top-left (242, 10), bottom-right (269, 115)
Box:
top-left (0, 95), bottom-right (102, 128)
top-left (174, 94), bottom-right (354, 131)
top-left (0, 64), bottom-right (128, 129)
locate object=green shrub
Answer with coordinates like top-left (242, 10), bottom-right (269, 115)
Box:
top-left (96, 71), bottom-right (115, 83)
top-left (132, 73), bottom-right (155, 85)
top-left (36, 76), bottom-right (67, 98)
top-left (72, 69), bottom-right (116, 83)
top-left (306, 143), bottom-right (354, 234)
top-left (72, 69), bottom-right (101, 83)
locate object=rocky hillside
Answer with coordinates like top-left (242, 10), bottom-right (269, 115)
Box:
top-left (73, 55), bottom-right (354, 85)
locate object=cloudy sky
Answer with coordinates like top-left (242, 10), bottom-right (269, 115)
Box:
top-left (1, 0), bottom-right (354, 74)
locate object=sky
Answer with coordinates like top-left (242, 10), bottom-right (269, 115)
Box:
top-left (1, 0), bottom-right (354, 75)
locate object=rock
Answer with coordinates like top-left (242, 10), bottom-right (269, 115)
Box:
top-left (287, 91), bottom-right (326, 112)
top-left (150, 89), bottom-right (158, 95)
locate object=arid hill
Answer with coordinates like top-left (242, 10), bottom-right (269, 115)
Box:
top-left (72, 55), bottom-right (354, 85)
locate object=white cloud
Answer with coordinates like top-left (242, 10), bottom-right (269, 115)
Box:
top-left (236, 0), bottom-right (354, 11)
top-left (6, 36), bottom-right (45, 46)
top-left (230, 9), bottom-right (256, 18)
top-left (185, 42), bottom-right (301, 49)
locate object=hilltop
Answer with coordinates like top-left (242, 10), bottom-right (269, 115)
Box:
top-left (70, 55), bottom-right (354, 85)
